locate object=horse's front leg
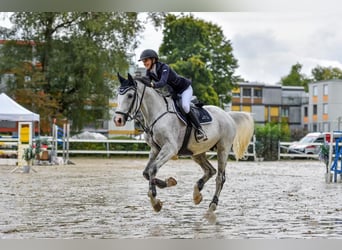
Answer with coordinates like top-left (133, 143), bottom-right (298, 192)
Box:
top-left (143, 144), bottom-right (178, 212)
top-left (143, 149), bottom-right (177, 189)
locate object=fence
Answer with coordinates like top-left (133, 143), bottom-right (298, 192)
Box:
top-left (4, 135), bottom-right (332, 164)
top-left (278, 141), bottom-right (320, 160)
top-left (0, 135), bottom-right (257, 163)
top-left (62, 136), bottom-right (257, 161)
top-left (0, 137), bottom-right (18, 165)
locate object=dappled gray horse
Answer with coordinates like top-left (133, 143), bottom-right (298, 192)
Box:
top-left (114, 73), bottom-right (254, 217)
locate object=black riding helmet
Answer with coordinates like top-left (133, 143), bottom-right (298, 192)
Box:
top-left (139, 49), bottom-right (158, 61)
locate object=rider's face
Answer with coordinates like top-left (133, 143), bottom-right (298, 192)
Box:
top-left (142, 58), bottom-right (153, 70)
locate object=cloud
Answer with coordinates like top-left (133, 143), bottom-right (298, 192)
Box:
top-left (136, 12), bottom-right (342, 84)
top-left (233, 31), bottom-right (288, 58)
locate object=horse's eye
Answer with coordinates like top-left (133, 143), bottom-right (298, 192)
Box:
top-left (127, 93), bottom-right (133, 98)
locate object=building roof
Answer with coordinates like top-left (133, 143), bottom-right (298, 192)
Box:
top-left (308, 79), bottom-right (342, 85)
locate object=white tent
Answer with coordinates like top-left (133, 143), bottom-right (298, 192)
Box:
top-left (0, 93), bottom-right (40, 121)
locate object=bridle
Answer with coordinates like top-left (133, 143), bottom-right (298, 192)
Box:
top-left (115, 79), bottom-right (175, 134)
top-left (115, 81), bottom-right (147, 131)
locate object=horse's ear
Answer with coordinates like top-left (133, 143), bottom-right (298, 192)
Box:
top-left (117, 73), bottom-right (126, 83)
top-left (127, 73), bottom-right (134, 82)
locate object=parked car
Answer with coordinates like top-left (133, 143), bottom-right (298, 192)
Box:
top-left (288, 132), bottom-right (342, 155)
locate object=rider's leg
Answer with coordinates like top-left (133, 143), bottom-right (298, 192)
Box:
top-left (188, 110), bottom-right (208, 142)
top-left (180, 85), bottom-right (193, 114)
top-left (181, 86), bottom-right (207, 142)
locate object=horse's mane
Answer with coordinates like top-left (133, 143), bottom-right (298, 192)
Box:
top-left (135, 76), bottom-right (174, 98)
top-left (134, 76), bottom-right (151, 86)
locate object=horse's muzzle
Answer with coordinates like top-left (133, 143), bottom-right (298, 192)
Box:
top-left (114, 114), bottom-right (126, 127)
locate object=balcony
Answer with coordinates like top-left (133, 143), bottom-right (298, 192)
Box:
top-left (281, 96), bottom-right (304, 105)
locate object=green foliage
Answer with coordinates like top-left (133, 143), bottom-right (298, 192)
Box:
top-left (23, 145), bottom-right (36, 161)
top-left (311, 65), bottom-right (342, 81)
top-left (280, 62), bottom-right (310, 91)
top-left (0, 12), bottom-right (146, 132)
top-left (254, 121), bottom-right (291, 161)
top-left (318, 143), bottom-right (330, 172)
top-left (159, 13), bottom-right (239, 106)
top-left (281, 64), bottom-right (342, 90)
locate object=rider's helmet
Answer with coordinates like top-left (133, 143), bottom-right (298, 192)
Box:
top-left (138, 49), bottom-right (159, 61)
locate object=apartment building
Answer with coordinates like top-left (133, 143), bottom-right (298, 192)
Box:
top-left (305, 79), bottom-right (342, 132)
top-left (231, 82), bottom-right (307, 131)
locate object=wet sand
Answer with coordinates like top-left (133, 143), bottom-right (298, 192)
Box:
top-left (1, 157), bottom-right (342, 239)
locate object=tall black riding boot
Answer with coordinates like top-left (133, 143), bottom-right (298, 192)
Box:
top-left (188, 110), bottom-right (208, 142)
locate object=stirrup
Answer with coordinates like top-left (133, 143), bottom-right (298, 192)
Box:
top-left (195, 129), bottom-right (208, 142)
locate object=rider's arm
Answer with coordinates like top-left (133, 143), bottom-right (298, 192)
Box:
top-left (153, 63), bottom-right (170, 88)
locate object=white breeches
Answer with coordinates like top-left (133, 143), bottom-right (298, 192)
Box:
top-left (180, 85), bottom-right (193, 114)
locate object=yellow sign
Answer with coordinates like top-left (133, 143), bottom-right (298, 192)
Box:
top-left (20, 124), bottom-right (30, 144)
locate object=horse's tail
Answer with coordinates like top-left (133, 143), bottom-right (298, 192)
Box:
top-left (229, 112), bottom-right (254, 160)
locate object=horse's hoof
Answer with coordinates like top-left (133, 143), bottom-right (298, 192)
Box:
top-left (152, 199), bottom-right (163, 212)
top-left (166, 177), bottom-right (177, 187)
top-left (209, 202), bottom-right (217, 212)
top-left (193, 185), bottom-right (203, 205)
top-left (171, 155), bottom-right (178, 160)
top-left (193, 193), bottom-right (203, 205)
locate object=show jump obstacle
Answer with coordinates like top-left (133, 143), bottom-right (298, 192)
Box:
top-left (328, 131), bottom-right (342, 183)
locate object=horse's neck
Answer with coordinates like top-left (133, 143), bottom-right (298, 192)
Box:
top-left (138, 85), bottom-right (169, 125)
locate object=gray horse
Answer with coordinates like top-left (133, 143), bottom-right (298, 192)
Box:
top-left (114, 73), bottom-right (254, 218)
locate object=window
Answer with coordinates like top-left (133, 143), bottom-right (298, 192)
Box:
top-left (323, 84), bottom-right (328, 95)
top-left (281, 107), bottom-right (289, 117)
top-left (232, 92), bottom-right (240, 98)
top-left (242, 88), bottom-right (252, 97)
top-left (313, 124), bottom-right (318, 132)
top-left (304, 106), bottom-right (308, 117)
top-left (313, 85), bottom-right (318, 96)
top-left (323, 103), bottom-right (328, 114)
top-left (313, 104), bottom-right (317, 115)
top-left (253, 88), bottom-right (262, 98)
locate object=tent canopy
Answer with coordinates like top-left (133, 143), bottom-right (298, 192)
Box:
top-left (0, 93), bottom-right (40, 122)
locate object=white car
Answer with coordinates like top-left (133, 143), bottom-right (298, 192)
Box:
top-left (288, 132), bottom-right (342, 155)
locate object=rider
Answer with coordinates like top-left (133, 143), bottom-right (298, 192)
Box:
top-left (139, 49), bottom-right (208, 142)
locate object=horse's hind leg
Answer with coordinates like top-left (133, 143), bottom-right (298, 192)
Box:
top-left (208, 147), bottom-right (230, 213)
top-left (192, 153), bottom-right (217, 205)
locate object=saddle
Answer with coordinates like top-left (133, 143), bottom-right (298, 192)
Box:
top-left (173, 97), bottom-right (213, 126)
top-left (173, 96), bottom-right (212, 156)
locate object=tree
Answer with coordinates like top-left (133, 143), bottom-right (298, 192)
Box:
top-left (159, 13), bottom-right (239, 106)
top-left (0, 12), bottom-right (151, 133)
top-left (280, 62), bottom-right (310, 91)
top-left (311, 65), bottom-right (342, 81)
top-left (255, 121), bottom-right (290, 161)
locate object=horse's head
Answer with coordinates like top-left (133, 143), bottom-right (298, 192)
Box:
top-left (114, 73), bottom-right (137, 126)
